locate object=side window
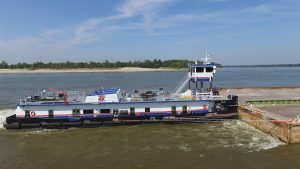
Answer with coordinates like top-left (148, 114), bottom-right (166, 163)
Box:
top-left (171, 106), bottom-right (176, 116)
top-left (100, 109), bottom-right (111, 113)
top-left (182, 105), bottom-right (187, 113)
top-left (130, 107), bottom-right (135, 116)
top-left (113, 109), bottom-right (119, 114)
top-left (119, 109), bottom-right (129, 115)
top-left (48, 110), bottom-right (54, 118)
top-left (72, 109), bottom-right (80, 117)
top-left (25, 110), bottom-right (30, 118)
top-left (145, 107), bottom-right (150, 112)
top-left (83, 109), bottom-right (94, 114)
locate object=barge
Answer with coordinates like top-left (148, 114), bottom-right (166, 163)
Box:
top-left (4, 53), bottom-right (238, 129)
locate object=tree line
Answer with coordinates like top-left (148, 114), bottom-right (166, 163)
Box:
top-left (0, 59), bottom-right (222, 69)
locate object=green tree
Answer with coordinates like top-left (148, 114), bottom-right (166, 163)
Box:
top-left (0, 60), bottom-right (8, 68)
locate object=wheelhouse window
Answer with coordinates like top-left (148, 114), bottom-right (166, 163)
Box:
top-left (72, 109), bottom-right (80, 117)
top-left (145, 107), bottom-right (150, 112)
top-left (206, 67), bottom-right (214, 72)
top-left (48, 110), bottom-right (54, 118)
top-left (100, 109), bottom-right (111, 113)
top-left (196, 67), bottom-right (204, 72)
top-left (58, 93), bottom-right (64, 98)
top-left (83, 109), bottom-right (94, 114)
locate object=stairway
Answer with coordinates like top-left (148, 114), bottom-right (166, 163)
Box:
top-left (171, 75), bottom-right (191, 98)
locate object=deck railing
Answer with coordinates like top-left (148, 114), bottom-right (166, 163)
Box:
top-left (246, 99), bottom-right (300, 105)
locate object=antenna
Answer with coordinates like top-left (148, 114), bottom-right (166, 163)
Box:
top-left (202, 51), bottom-right (211, 64)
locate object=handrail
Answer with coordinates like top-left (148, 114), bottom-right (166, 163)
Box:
top-left (171, 75), bottom-right (191, 98)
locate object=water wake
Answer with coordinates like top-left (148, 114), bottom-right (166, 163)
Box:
top-left (222, 120), bottom-right (285, 152)
top-left (0, 109), bottom-right (15, 129)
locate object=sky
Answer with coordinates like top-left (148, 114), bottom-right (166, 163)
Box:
top-left (0, 0), bottom-right (299, 65)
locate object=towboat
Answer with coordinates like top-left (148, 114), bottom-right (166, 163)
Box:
top-left (4, 54), bottom-right (238, 129)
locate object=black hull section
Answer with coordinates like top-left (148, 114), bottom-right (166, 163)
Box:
top-left (4, 96), bottom-right (239, 129)
top-left (4, 113), bottom-right (238, 129)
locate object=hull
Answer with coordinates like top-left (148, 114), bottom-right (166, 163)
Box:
top-left (4, 97), bottom-right (238, 129)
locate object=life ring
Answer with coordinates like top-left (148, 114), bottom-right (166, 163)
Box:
top-left (215, 103), bottom-right (223, 112)
top-left (30, 111), bottom-right (36, 116)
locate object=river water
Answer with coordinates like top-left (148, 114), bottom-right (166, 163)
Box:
top-left (0, 67), bottom-right (300, 169)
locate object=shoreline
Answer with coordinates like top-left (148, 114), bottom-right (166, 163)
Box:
top-left (0, 67), bottom-right (185, 73)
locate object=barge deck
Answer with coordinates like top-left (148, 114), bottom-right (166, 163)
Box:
top-left (222, 87), bottom-right (300, 143)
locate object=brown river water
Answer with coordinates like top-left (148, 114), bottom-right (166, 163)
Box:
top-left (1, 120), bottom-right (300, 169)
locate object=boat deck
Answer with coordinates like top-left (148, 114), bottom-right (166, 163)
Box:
top-left (219, 87), bottom-right (300, 120)
top-left (227, 87), bottom-right (300, 143)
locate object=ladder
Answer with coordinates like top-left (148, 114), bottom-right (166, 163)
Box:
top-left (171, 75), bottom-right (191, 98)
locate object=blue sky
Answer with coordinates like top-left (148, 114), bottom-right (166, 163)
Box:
top-left (0, 0), bottom-right (299, 65)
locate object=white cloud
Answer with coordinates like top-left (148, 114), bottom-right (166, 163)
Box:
top-left (41, 29), bottom-right (65, 37)
top-left (117, 0), bottom-right (172, 17)
top-left (1, 0), bottom-right (300, 63)
top-left (207, 0), bottom-right (229, 2)
top-left (45, 0), bottom-right (172, 46)
top-left (116, 0), bottom-right (174, 35)
top-left (0, 0), bottom-right (175, 63)
top-left (138, 3), bottom-right (277, 32)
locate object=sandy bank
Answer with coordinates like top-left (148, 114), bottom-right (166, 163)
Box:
top-left (0, 67), bottom-right (185, 73)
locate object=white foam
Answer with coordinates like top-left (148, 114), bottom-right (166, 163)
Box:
top-left (230, 121), bottom-right (285, 152)
top-left (0, 109), bottom-right (15, 129)
top-left (24, 129), bottom-right (65, 135)
top-left (177, 144), bottom-right (192, 152)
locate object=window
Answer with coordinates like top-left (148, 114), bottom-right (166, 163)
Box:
top-left (171, 106), bottom-right (176, 116)
top-left (145, 107), bottom-right (150, 112)
top-left (25, 110), bottom-right (30, 118)
top-left (72, 109), bottom-right (80, 117)
top-left (100, 109), bottom-right (111, 113)
top-left (48, 110), bottom-right (54, 118)
top-left (196, 67), bottom-right (204, 72)
top-left (206, 67), bottom-right (213, 72)
top-left (130, 107), bottom-right (135, 116)
top-left (83, 109), bottom-right (94, 114)
top-left (113, 109), bottom-right (119, 114)
top-left (58, 93), bottom-right (64, 98)
top-left (182, 105), bottom-right (187, 113)
top-left (119, 109), bottom-right (129, 115)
